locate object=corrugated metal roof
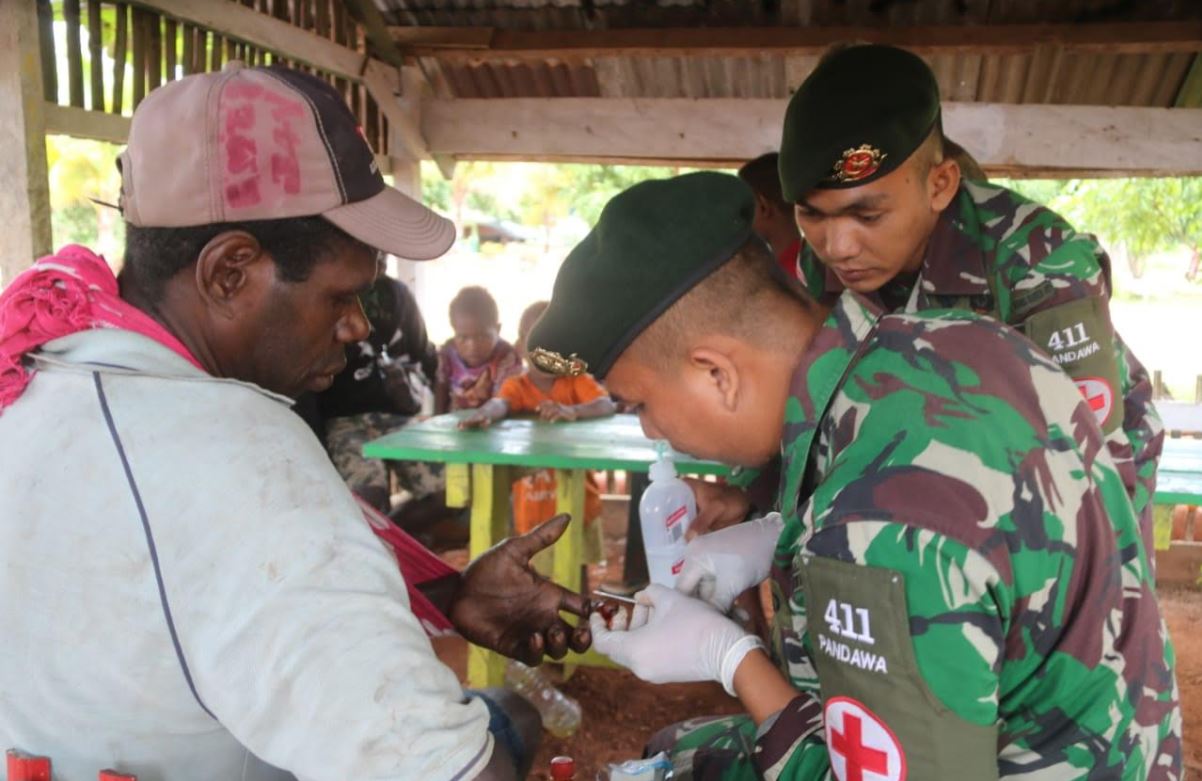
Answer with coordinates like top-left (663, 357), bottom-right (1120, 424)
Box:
top-left (378, 0), bottom-right (1201, 28)
top-left (376, 0), bottom-right (1202, 106)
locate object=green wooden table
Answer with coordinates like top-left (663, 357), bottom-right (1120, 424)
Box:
top-left (364, 412), bottom-right (729, 686)
top-left (1153, 437), bottom-right (1202, 549)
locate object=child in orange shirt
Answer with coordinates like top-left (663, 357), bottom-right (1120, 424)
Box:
top-left (460, 302), bottom-right (616, 561)
top-left (459, 302), bottom-right (617, 429)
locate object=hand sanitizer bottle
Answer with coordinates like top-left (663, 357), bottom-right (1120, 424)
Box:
top-left (639, 442), bottom-right (697, 586)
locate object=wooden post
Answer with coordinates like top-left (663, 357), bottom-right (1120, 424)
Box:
top-left (0, 1), bottom-right (53, 286)
top-left (388, 126), bottom-right (423, 291)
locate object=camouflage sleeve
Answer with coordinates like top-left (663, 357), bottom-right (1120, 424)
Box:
top-left (1003, 233), bottom-right (1160, 515)
top-left (758, 520), bottom-right (1005, 781)
top-left (1113, 330), bottom-right (1164, 521)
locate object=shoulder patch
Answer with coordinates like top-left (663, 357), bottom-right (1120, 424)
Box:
top-left (1020, 296), bottom-right (1123, 434)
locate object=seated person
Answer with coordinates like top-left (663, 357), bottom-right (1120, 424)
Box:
top-left (435, 286), bottom-right (522, 413)
top-left (318, 257), bottom-right (447, 526)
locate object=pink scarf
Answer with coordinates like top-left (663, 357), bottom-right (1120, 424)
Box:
top-left (0, 245), bottom-right (202, 410)
top-left (0, 245), bottom-right (456, 636)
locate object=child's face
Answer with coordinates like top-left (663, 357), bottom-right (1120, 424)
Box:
top-left (451, 312), bottom-right (500, 368)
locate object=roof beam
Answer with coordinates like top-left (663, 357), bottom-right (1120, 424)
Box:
top-left (129, 0), bottom-right (365, 80)
top-left (125, 1), bottom-right (431, 158)
top-left (422, 98), bottom-right (1202, 176)
top-left (361, 61), bottom-right (429, 159)
top-left (392, 22), bottom-right (1202, 60)
top-left (43, 104), bottom-right (132, 145)
top-left (342, 0), bottom-right (406, 67)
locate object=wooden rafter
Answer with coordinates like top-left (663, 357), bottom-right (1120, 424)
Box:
top-left (390, 22), bottom-right (1202, 61)
top-left (342, 0), bottom-right (406, 68)
top-left (422, 98), bottom-right (1202, 176)
top-left (128, 0), bottom-right (365, 80)
top-left (125, 0), bottom-right (429, 158)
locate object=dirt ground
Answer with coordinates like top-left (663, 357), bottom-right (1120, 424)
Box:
top-left (437, 501), bottom-right (1202, 778)
top-left (1162, 585), bottom-right (1202, 780)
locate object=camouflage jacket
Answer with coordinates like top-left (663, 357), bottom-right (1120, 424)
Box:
top-left (797, 181), bottom-right (1163, 545)
top-left (751, 292), bottom-right (1180, 781)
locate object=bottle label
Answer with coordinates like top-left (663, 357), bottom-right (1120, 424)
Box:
top-left (671, 558), bottom-right (684, 575)
top-left (665, 505), bottom-right (689, 542)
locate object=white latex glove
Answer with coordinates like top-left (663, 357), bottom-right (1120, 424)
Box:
top-left (676, 512), bottom-right (784, 612)
top-left (590, 584), bottom-right (764, 696)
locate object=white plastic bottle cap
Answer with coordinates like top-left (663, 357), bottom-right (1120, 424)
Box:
top-left (649, 455), bottom-right (677, 482)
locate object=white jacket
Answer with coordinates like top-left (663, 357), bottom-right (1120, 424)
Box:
top-left (0, 329), bottom-right (491, 781)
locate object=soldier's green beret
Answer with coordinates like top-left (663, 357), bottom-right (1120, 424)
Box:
top-left (527, 171), bottom-right (755, 379)
top-left (778, 44), bottom-right (941, 202)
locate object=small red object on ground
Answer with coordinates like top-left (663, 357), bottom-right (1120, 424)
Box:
top-left (550, 755), bottom-right (576, 781)
top-left (6, 749), bottom-right (51, 781)
top-left (99, 770), bottom-right (138, 780)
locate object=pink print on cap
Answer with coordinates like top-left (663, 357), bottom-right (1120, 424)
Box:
top-left (219, 82), bottom-right (307, 211)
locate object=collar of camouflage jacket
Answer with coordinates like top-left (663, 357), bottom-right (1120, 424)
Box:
top-left (772, 291), bottom-right (884, 562)
top-left (915, 184), bottom-right (992, 297)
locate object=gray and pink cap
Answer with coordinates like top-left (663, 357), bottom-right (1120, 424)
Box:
top-left (118, 61), bottom-right (454, 260)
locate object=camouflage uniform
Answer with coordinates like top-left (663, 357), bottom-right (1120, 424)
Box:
top-left (326, 411), bottom-right (444, 506)
top-left (797, 181), bottom-right (1164, 553)
top-left (659, 291), bottom-right (1181, 781)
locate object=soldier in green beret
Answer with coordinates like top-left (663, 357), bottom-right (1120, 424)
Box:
top-left (780, 43), bottom-right (1163, 553)
top-left (528, 171), bottom-right (1180, 780)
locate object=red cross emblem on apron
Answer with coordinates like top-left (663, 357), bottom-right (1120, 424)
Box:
top-left (824, 697), bottom-right (906, 781)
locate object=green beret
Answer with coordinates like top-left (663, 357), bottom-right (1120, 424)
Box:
top-left (527, 171), bottom-right (755, 379)
top-left (778, 44), bottom-right (941, 202)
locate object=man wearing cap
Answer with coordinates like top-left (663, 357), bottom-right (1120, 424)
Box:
top-left (0, 64), bottom-right (589, 781)
top-left (528, 171), bottom-right (1180, 780)
top-left (782, 44), bottom-right (1162, 550)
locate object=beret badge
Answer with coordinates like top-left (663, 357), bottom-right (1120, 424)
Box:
top-left (828, 144), bottom-right (887, 184)
top-left (529, 348), bottom-right (588, 377)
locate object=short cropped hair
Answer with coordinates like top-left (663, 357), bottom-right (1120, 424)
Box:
top-left (737, 153), bottom-right (789, 213)
top-left (121, 216), bottom-right (365, 302)
top-left (449, 285), bottom-right (500, 325)
top-left (942, 137), bottom-right (987, 181)
top-left (914, 123), bottom-right (945, 178)
top-left (629, 238), bottom-right (815, 366)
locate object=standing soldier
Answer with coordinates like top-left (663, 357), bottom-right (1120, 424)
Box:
top-left (528, 171), bottom-right (1181, 780)
top-left (784, 44), bottom-right (1163, 549)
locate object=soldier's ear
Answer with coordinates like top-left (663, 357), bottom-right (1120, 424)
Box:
top-left (687, 345), bottom-right (740, 413)
top-left (928, 156), bottom-right (961, 214)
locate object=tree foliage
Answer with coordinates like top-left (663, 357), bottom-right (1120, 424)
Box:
top-left (997, 177), bottom-right (1202, 281)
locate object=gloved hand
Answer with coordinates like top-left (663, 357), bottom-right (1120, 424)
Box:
top-left (676, 512), bottom-right (783, 613)
top-left (590, 585), bottom-right (764, 696)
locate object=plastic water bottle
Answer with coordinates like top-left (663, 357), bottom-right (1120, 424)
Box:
top-left (503, 660), bottom-right (582, 737)
top-left (639, 442), bottom-right (697, 586)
